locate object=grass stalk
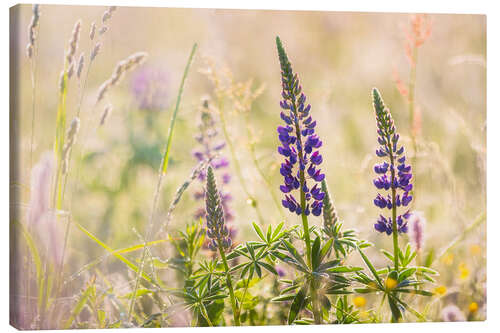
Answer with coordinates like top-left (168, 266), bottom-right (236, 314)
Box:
top-left (127, 43), bottom-right (197, 323)
top-left (52, 70), bottom-right (68, 210)
top-left (27, 47), bottom-right (39, 329)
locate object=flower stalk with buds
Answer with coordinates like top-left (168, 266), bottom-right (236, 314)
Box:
top-left (276, 36), bottom-right (326, 324)
top-left (204, 166), bottom-right (240, 325)
top-left (371, 88), bottom-right (413, 271)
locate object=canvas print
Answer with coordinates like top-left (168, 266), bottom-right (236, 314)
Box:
top-left (9, 4), bottom-right (486, 329)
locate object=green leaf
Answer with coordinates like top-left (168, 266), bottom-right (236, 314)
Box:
top-left (357, 247), bottom-right (383, 288)
top-left (416, 266), bottom-right (439, 275)
top-left (318, 259), bottom-right (341, 271)
top-left (272, 222), bottom-right (285, 241)
top-left (288, 284), bottom-right (308, 325)
top-left (404, 243), bottom-right (411, 260)
top-left (252, 222), bottom-right (266, 242)
top-left (120, 288), bottom-right (152, 299)
top-left (381, 249), bottom-right (394, 262)
top-left (398, 268), bottom-right (416, 282)
top-left (259, 261), bottom-right (278, 275)
top-left (271, 294), bottom-right (296, 302)
top-left (394, 289), bottom-right (434, 296)
top-left (198, 299), bottom-right (224, 327)
top-left (387, 295), bottom-right (402, 322)
top-left (311, 236), bottom-right (321, 270)
top-left (255, 262), bottom-right (262, 278)
top-left (354, 288), bottom-right (377, 294)
top-left (325, 289), bottom-right (353, 295)
top-left (282, 240), bottom-right (307, 268)
top-left (246, 242), bottom-right (256, 259)
top-left (205, 294), bottom-right (229, 301)
top-left (281, 284), bottom-right (301, 294)
top-left (319, 238), bottom-right (334, 262)
top-left (326, 266), bottom-right (363, 273)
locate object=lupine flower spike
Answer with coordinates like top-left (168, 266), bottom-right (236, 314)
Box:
top-left (276, 37), bottom-right (325, 218)
top-left (321, 179), bottom-right (338, 231)
top-left (193, 99), bottom-right (235, 234)
top-left (372, 88), bottom-right (413, 237)
top-left (205, 166), bottom-right (232, 251)
top-left (408, 211), bottom-right (426, 252)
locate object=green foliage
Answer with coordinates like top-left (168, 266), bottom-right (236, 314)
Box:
top-left (355, 244), bottom-right (437, 322)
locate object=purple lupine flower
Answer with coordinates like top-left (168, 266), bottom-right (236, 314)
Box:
top-left (276, 37), bottom-right (325, 217)
top-left (193, 99), bottom-right (234, 225)
top-left (408, 211), bottom-right (426, 251)
top-left (130, 65), bottom-right (169, 110)
top-left (371, 88), bottom-right (413, 235)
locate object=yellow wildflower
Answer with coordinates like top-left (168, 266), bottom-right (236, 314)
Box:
top-left (433, 285), bottom-right (447, 296)
top-left (459, 263), bottom-right (470, 280)
top-left (353, 296), bottom-right (366, 308)
top-left (470, 244), bottom-right (481, 256)
top-left (469, 302), bottom-right (479, 313)
top-left (442, 253), bottom-right (454, 266)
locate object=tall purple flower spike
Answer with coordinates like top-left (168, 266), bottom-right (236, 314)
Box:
top-left (192, 100), bottom-right (234, 225)
top-left (276, 37), bottom-right (325, 217)
top-left (371, 88), bottom-right (413, 235)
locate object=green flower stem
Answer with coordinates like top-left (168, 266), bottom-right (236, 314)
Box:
top-left (291, 100), bottom-right (322, 324)
top-left (387, 133), bottom-right (399, 272)
top-left (217, 101), bottom-right (264, 225)
top-left (217, 242), bottom-right (240, 326)
top-left (387, 133), bottom-right (400, 323)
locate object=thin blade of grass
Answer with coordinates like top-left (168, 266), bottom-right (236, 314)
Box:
top-left (128, 42), bottom-right (198, 323)
top-left (74, 221), bottom-right (153, 283)
top-left (160, 155), bottom-right (213, 235)
top-left (161, 43), bottom-right (198, 174)
top-left (53, 71), bottom-right (68, 209)
top-left (63, 281), bottom-right (94, 328)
